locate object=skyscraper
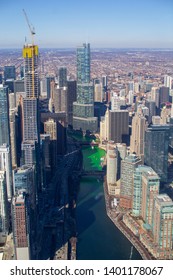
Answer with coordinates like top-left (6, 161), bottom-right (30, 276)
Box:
top-left (46, 76), bottom-right (55, 99)
top-left (13, 165), bottom-right (35, 209)
top-left (130, 110), bottom-right (147, 162)
top-left (73, 43), bottom-right (97, 132)
top-left (12, 193), bottom-right (30, 260)
top-left (144, 125), bottom-right (170, 182)
top-left (0, 171), bottom-right (9, 236)
top-left (22, 44), bottom-right (40, 167)
top-left (164, 75), bottom-right (173, 90)
top-left (106, 142), bottom-right (118, 195)
top-left (23, 45), bottom-right (39, 98)
top-left (67, 80), bottom-right (77, 126)
top-left (0, 85), bottom-right (10, 146)
top-left (141, 168), bottom-right (160, 227)
top-left (4, 66), bottom-right (16, 81)
top-left (159, 86), bottom-right (169, 108)
top-left (152, 194), bottom-right (173, 259)
top-left (108, 110), bottom-right (129, 143)
top-left (44, 118), bottom-right (57, 140)
top-left (145, 100), bottom-right (156, 124)
top-left (58, 67), bottom-right (67, 87)
top-left (120, 154), bottom-right (142, 209)
top-left (9, 109), bottom-right (17, 168)
top-left (21, 97), bottom-right (39, 142)
top-left (0, 144), bottom-right (13, 199)
top-left (132, 165), bottom-right (150, 217)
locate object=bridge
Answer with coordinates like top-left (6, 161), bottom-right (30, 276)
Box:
top-left (77, 141), bottom-right (99, 146)
top-left (81, 170), bottom-right (105, 177)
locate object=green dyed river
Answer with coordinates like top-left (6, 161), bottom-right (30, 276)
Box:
top-left (76, 144), bottom-right (142, 260)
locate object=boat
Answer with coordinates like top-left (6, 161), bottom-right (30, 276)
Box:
top-left (95, 192), bottom-right (103, 200)
top-left (129, 246), bottom-right (133, 260)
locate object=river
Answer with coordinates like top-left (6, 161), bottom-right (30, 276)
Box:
top-left (76, 144), bottom-right (142, 260)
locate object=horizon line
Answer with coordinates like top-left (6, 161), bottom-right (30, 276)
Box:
top-left (0, 47), bottom-right (173, 50)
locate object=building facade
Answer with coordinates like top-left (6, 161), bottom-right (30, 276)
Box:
top-left (120, 154), bottom-right (142, 209)
top-left (144, 125), bottom-right (170, 182)
top-left (0, 85), bottom-right (10, 146)
top-left (73, 43), bottom-right (97, 132)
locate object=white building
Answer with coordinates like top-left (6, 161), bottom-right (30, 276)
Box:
top-left (0, 144), bottom-right (13, 199)
top-left (107, 142), bottom-right (118, 195)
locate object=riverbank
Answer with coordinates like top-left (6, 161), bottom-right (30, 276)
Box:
top-left (103, 176), bottom-right (155, 260)
top-left (76, 143), bottom-right (142, 260)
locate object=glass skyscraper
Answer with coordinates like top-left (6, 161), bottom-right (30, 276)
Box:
top-left (0, 85), bottom-right (10, 146)
top-left (4, 65), bottom-right (16, 81)
top-left (73, 43), bottom-right (97, 132)
top-left (144, 125), bottom-right (170, 182)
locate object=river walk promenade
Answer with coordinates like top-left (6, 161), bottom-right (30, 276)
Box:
top-left (103, 177), bottom-right (155, 260)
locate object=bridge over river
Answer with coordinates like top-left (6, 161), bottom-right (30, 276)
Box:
top-left (80, 169), bottom-right (105, 177)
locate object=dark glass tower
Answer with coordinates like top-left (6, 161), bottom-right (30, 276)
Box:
top-left (0, 85), bottom-right (10, 146)
top-left (144, 125), bottom-right (170, 182)
top-left (4, 65), bottom-right (16, 81)
top-left (73, 43), bottom-right (97, 132)
top-left (58, 67), bottom-right (67, 87)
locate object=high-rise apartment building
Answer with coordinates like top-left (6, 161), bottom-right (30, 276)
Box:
top-left (44, 118), bottom-right (57, 140)
top-left (0, 171), bottom-right (9, 235)
top-left (111, 94), bottom-right (126, 111)
top-left (21, 141), bottom-right (37, 167)
top-left (58, 67), bottom-right (67, 87)
top-left (73, 43), bottom-right (97, 132)
top-left (141, 168), bottom-right (160, 227)
top-left (22, 44), bottom-right (40, 168)
top-left (13, 165), bottom-right (35, 209)
top-left (23, 45), bottom-right (39, 98)
top-left (22, 97), bottom-right (39, 142)
top-left (152, 194), bottom-right (173, 259)
top-left (164, 75), bottom-right (173, 90)
top-left (144, 125), bottom-right (170, 182)
top-left (54, 86), bottom-right (68, 114)
top-left (102, 75), bottom-right (108, 92)
top-left (67, 80), bottom-right (77, 126)
top-left (108, 110), bottom-right (129, 143)
top-left (12, 193), bottom-right (30, 260)
top-left (46, 76), bottom-right (55, 99)
top-left (94, 83), bottom-right (103, 102)
top-left (9, 110), bottom-right (17, 168)
top-left (100, 108), bottom-right (109, 143)
top-left (151, 87), bottom-right (160, 108)
top-left (120, 154), bottom-right (142, 209)
top-left (132, 165), bottom-right (151, 217)
top-left (4, 66), bottom-right (16, 81)
top-left (159, 86), bottom-right (169, 108)
top-left (107, 142), bottom-right (118, 195)
top-left (130, 110), bottom-right (146, 162)
top-left (145, 100), bottom-right (156, 124)
top-left (0, 144), bottom-right (13, 199)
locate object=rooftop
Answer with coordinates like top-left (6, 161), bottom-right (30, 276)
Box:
top-left (156, 194), bottom-right (173, 204)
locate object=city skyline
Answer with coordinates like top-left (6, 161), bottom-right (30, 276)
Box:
top-left (1, 0), bottom-right (173, 49)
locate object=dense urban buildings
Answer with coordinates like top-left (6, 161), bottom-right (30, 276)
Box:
top-left (0, 40), bottom-right (173, 260)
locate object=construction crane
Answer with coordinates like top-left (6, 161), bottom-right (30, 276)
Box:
top-left (23, 9), bottom-right (36, 98)
top-left (23, 9), bottom-right (35, 45)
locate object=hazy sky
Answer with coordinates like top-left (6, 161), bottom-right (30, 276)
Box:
top-left (1, 0), bottom-right (173, 48)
